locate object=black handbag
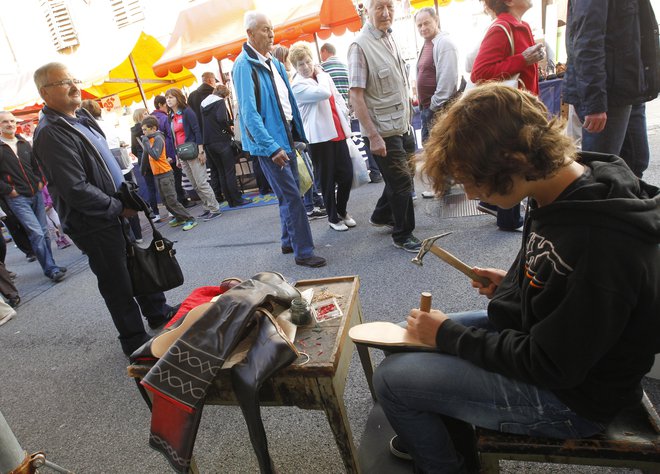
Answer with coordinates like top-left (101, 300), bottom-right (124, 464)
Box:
top-left (175, 142), bottom-right (199, 161)
top-left (118, 183), bottom-right (184, 296)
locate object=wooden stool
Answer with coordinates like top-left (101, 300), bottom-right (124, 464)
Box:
top-left (477, 392), bottom-right (660, 473)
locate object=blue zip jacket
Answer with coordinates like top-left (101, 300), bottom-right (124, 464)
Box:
top-left (232, 43), bottom-right (306, 158)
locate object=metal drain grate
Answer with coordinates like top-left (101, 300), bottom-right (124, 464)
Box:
top-left (439, 192), bottom-right (482, 218)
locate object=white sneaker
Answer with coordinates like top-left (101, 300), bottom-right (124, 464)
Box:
top-left (421, 191), bottom-right (436, 199)
top-left (329, 221), bottom-right (349, 231)
top-left (151, 214), bottom-right (162, 223)
top-left (339, 214), bottom-right (356, 227)
top-left (0, 308), bottom-right (16, 327)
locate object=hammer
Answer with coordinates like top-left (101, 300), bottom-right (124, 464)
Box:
top-left (412, 233), bottom-right (491, 287)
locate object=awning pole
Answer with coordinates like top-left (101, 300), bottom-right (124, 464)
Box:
top-left (313, 33), bottom-right (321, 63)
top-left (435, 0), bottom-right (439, 14)
top-left (128, 53), bottom-right (150, 110)
top-left (218, 58), bottom-right (235, 120)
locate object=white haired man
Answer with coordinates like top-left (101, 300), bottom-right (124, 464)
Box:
top-left (232, 11), bottom-right (326, 267)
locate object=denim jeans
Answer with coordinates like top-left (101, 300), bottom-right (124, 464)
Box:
top-left (581, 104), bottom-right (632, 158)
top-left (619, 103), bottom-right (649, 178)
top-left (374, 311), bottom-right (605, 474)
top-left (256, 151), bottom-right (315, 259)
top-left (420, 107), bottom-right (436, 144)
top-left (6, 193), bottom-right (59, 277)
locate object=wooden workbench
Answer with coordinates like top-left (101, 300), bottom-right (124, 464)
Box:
top-left (127, 275), bottom-right (367, 473)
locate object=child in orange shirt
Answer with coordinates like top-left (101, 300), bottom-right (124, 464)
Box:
top-left (141, 116), bottom-right (196, 231)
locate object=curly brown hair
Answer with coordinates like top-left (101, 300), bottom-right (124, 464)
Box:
top-left (422, 83), bottom-right (575, 196)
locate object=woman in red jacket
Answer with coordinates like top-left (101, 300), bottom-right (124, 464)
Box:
top-left (471, 0), bottom-right (545, 229)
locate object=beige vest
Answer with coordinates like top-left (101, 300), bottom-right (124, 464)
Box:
top-left (353, 23), bottom-right (411, 138)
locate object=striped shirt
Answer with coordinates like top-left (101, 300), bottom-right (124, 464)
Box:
top-left (321, 56), bottom-right (350, 104)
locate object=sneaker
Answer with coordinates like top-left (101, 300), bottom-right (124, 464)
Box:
top-left (307, 207), bottom-right (328, 220)
top-left (168, 218), bottom-right (185, 227)
top-left (151, 214), bottom-right (162, 223)
top-left (295, 255), bottom-right (327, 268)
top-left (281, 246), bottom-right (294, 254)
top-left (339, 214), bottom-right (356, 227)
top-left (203, 211), bottom-right (222, 221)
top-left (421, 191), bottom-right (436, 199)
top-left (50, 270), bottom-right (66, 282)
top-left (26, 254), bottom-right (36, 262)
top-left (412, 191), bottom-right (418, 200)
top-left (393, 236), bottom-right (422, 253)
top-left (389, 436), bottom-right (413, 461)
top-left (182, 220), bottom-right (198, 231)
top-left (0, 308), bottom-right (16, 327)
top-left (329, 221), bottom-right (349, 231)
top-left (369, 218), bottom-right (394, 230)
top-left (135, 238), bottom-right (144, 244)
top-left (197, 210), bottom-right (211, 219)
top-left (477, 202), bottom-right (498, 217)
top-left (59, 266), bottom-right (68, 273)
top-left (7, 296), bottom-right (20, 308)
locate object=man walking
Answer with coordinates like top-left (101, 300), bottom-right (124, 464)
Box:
top-left (0, 111), bottom-right (66, 282)
top-left (187, 72), bottom-right (225, 201)
top-left (233, 11), bottom-right (326, 268)
top-left (349, 0), bottom-right (421, 252)
top-left (414, 7), bottom-right (459, 143)
top-left (320, 42), bottom-right (350, 105)
top-left (563, 0), bottom-right (660, 178)
top-left (32, 62), bottom-right (173, 356)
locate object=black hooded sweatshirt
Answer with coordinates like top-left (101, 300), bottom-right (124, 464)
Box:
top-left (436, 152), bottom-right (660, 423)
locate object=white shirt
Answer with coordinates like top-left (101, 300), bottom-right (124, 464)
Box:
top-left (0, 136), bottom-right (18, 155)
top-left (247, 43), bottom-right (293, 121)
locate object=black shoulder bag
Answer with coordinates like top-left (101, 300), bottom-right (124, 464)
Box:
top-left (118, 182), bottom-right (184, 296)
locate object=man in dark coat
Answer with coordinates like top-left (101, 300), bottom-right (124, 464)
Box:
top-left (563, 0), bottom-right (660, 178)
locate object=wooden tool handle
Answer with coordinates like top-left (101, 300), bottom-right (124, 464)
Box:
top-left (420, 292), bottom-right (432, 312)
top-left (429, 246), bottom-right (491, 287)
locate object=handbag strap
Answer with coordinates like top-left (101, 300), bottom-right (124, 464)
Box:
top-left (490, 22), bottom-right (515, 56)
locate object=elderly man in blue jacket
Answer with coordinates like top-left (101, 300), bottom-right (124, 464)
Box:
top-left (563, 0), bottom-right (660, 178)
top-left (233, 10), bottom-right (326, 268)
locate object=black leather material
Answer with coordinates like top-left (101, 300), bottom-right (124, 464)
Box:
top-left (230, 311), bottom-right (299, 473)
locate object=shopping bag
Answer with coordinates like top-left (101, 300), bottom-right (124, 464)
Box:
top-left (296, 150), bottom-right (313, 195)
top-left (347, 138), bottom-right (370, 189)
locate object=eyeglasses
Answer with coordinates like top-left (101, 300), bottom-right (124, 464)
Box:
top-left (42, 79), bottom-right (82, 88)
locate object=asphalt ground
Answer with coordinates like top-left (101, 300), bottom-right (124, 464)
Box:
top-left (1, 102), bottom-right (659, 473)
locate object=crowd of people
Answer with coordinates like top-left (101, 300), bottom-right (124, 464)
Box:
top-left (0, 0), bottom-right (659, 471)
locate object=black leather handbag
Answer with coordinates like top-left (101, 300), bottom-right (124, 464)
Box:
top-left (118, 182), bottom-right (184, 296)
top-left (175, 142), bottom-right (199, 161)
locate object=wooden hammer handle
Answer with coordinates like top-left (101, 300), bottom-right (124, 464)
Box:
top-left (429, 245), bottom-right (492, 287)
top-left (420, 292), bottom-right (432, 312)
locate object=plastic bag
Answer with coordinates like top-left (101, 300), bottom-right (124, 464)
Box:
top-left (347, 137), bottom-right (370, 189)
top-left (296, 150), bottom-right (313, 195)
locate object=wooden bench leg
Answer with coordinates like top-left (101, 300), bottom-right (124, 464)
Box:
top-left (479, 454), bottom-right (500, 474)
top-left (317, 378), bottom-right (361, 473)
top-left (355, 343), bottom-right (376, 401)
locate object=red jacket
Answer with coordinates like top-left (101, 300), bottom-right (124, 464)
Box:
top-left (471, 13), bottom-right (539, 95)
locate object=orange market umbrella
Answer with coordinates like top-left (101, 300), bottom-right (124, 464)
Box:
top-left (152, 0), bottom-right (362, 77)
top-left (85, 32), bottom-right (197, 108)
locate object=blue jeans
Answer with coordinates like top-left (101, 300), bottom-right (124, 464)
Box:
top-left (257, 151), bottom-right (315, 259)
top-left (619, 103), bottom-right (649, 178)
top-left (300, 149), bottom-right (324, 212)
top-left (581, 104), bottom-right (632, 158)
top-left (420, 107), bottom-right (436, 144)
top-left (374, 311), bottom-right (605, 473)
top-left (7, 193), bottom-right (59, 277)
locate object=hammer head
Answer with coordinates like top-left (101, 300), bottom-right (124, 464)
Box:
top-left (411, 232), bottom-right (452, 266)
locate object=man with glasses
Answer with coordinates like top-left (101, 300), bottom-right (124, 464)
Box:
top-left (32, 62), bottom-right (173, 356)
top-left (0, 111), bottom-right (67, 282)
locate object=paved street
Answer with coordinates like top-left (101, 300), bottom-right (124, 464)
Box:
top-left (1, 103), bottom-right (659, 473)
